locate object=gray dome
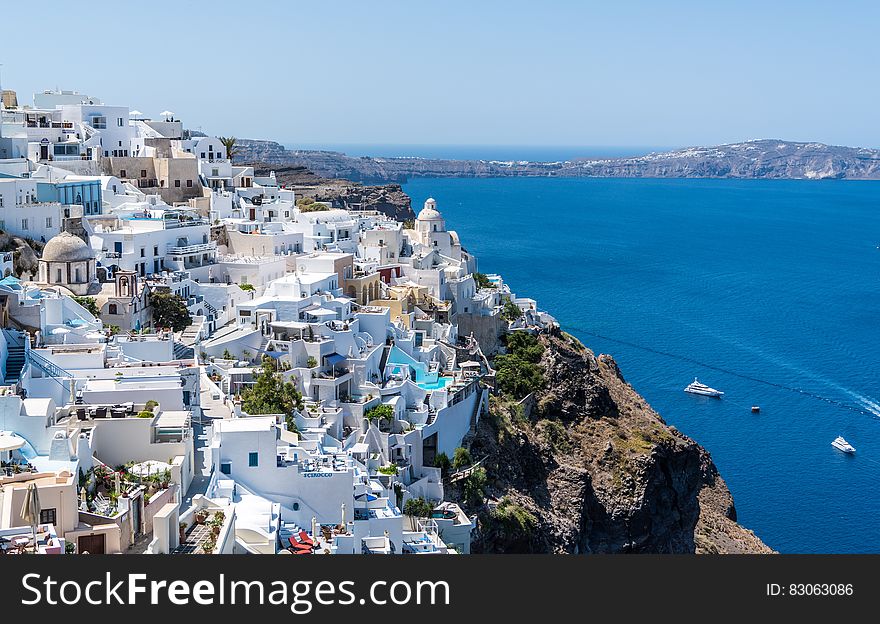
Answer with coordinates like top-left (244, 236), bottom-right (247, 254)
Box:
top-left (41, 232), bottom-right (93, 262)
top-left (417, 198), bottom-right (442, 221)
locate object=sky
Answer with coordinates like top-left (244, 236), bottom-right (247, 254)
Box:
top-left (2, 0), bottom-right (878, 150)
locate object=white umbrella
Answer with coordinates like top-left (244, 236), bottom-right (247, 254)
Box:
top-left (114, 471), bottom-right (121, 495)
top-left (160, 110), bottom-right (175, 120)
top-left (0, 431), bottom-right (26, 452)
top-left (20, 482), bottom-right (41, 552)
top-left (80, 486), bottom-right (88, 510)
top-left (130, 110), bottom-right (142, 117)
top-left (50, 327), bottom-right (71, 335)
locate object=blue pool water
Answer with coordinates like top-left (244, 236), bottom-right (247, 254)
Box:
top-left (403, 177), bottom-right (880, 553)
top-left (417, 377), bottom-right (454, 391)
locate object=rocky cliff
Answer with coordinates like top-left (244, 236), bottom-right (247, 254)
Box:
top-left (450, 332), bottom-right (772, 554)
top-left (237, 138), bottom-right (880, 182)
top-left (247, 162), bottom-right (414, 222)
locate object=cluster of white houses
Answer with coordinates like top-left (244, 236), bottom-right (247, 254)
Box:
top-left (0, 88), bottom-right (554, 555)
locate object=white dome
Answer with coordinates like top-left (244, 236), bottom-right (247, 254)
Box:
top-left (417, 198), bottom-right (442, 221)
top-left (41, 232), bottom-right (94, 263)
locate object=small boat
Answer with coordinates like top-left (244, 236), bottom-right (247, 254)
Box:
top-left (684, 378), bottom-right (724, 397)
top-left (831, 436), bottom-right (856, 454)
top-left (751, 406), bottom-right (761, 413)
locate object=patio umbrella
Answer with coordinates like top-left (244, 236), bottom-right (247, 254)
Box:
top-left (340, 502), bottom-right (345, 529)
top-left (114, 471), bottom-right (121, 495)
top-left (311, 516), bottom-right (317, 540)
top-left (0, 431), bottom-right (26, 452)
top-left (20, 482), bottom-right (41, 552)
top-left (130, 110), bottom-right (142, 119)
top-left (80, 487), bottom-right (88, 510)
top-left (50, 327), bottom-right (71, 335)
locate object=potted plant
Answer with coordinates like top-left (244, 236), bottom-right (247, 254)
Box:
top-left (194, 509), bottom-right (208, 525)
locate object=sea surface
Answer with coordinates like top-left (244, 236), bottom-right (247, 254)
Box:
top-left (403, 176), bottom-right (880, 554)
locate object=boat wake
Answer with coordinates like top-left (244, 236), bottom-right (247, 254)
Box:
top-left (578, 328), bottom-right (880, 418)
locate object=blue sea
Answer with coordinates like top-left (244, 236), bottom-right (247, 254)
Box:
top-left (403, 176), bottom-right (880, 554)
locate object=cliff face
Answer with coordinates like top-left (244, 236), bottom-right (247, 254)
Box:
top-left (236, 138), bottom-right (880, 182)
top-left (456, 332), bottom-right (772, 554)
top-left (247, 162), bottom-right (414, 222)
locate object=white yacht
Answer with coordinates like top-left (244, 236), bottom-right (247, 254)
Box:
top-left (684, 378), bottom-right (724, 397)
top-left (831, 436), bottom-right (856, 454)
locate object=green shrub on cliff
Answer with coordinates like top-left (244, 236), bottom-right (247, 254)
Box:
top-left (492, 497), bottom-right (537, 536)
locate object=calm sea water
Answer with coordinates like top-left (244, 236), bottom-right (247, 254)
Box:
top-left (403, 176), bottom-right (880, 554)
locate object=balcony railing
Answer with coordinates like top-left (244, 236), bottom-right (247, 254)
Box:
top-left (167, 242), bottom-right (216, 255)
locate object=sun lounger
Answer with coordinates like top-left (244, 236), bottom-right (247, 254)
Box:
top-left (298, 531), bottom-right (315, 547)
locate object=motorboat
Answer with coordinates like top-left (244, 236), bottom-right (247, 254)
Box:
top-left (831, 436), bottom-right (856, 454)
top-left (684, 378), bottom-right (724, 397)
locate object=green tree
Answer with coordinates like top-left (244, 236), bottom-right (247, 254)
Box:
top-left (238, 283), bottom-right (255, 292)
top-left (452, 446), bottom-right (472, 470)
top-left (504, 332), bottom-right (544, 363)
top-left (463, 466), bottom-right (488, 508)
top-left (150, 291), bottom-right (191, 332)
top-left (218, 136), bottom-right (237, 162)
top-left (494, 354), bottom-right (544, 398)
top-left (500, 296), bottom-right (523, 321)
top-left (473, 272), bottom-right (493, 290)
top-left (434, 451), bottom-right (451, 477)
top-left (241, 356), bottom-right (304, 416)
top-left (222, 349), bottom-right (233, 360)
top-left (365, 403), bottom-right (394, 427)
top-left (72, 296), bottom-right (99, 317)
top-left (403, 497), bottom-right (434, 518)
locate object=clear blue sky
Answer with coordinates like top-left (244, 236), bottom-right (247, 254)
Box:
top-left (2, 0), bottom-right (878, 149)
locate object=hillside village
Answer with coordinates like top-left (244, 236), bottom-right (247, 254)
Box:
top-left (0, 88), bottom-right (554, 555)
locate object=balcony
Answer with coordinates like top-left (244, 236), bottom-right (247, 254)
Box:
top-left (166, 241), bottom-right (216, 255)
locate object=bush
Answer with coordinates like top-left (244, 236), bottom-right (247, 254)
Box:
top-left (145, 400), bottom-right (158, 410)
top-left (492, 497), bottom-right (537, 535)
top-left (72, 296), bottom-right (99, 317)
top-left (504, 332), bottom-right (544, 363)
top-left (494, 354), bottom-right (544, 399)
top-left (434, 452), bottom-right (451, 477)
top-left (137, 410), bottom-right (154, 419)
top-left (150, 291), bottom-right (191, 332)
top-left (241, 356), bottom-right (304, 416)
top-left (238, 283), bottom-right (255, 292)
top-left (365, 403), bottom-right (394, 425)
top-left (377, 465), bottom-right (398, 475)
top-left (403, 497), bottom-right (434, 518)
top-left (306, 356), bottom-right (317, 368)
top-left (500, 297), bottom-right (522, 321)
top-left (463, 467), bottom-right (488, 508)
top-left (452, 446), bottom-right (472, 470)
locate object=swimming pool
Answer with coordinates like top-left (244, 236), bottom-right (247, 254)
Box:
top-left (417, 377), bottom-right (453, 391)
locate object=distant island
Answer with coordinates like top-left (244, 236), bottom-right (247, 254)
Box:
top-left (236, 139), bottom-right (880, 183)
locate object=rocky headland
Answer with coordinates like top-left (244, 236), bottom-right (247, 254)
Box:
top-left (448, 331), bottom-right (773, 554)
top-left (237, 138), bottom-right (880, 183)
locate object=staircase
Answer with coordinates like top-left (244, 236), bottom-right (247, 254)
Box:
top-left (172, 341), bottom-right (195, 360)
top-left (4, 345), bottom-right (26, 384)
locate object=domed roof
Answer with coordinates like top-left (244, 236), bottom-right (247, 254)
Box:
top-left (417, 198), bottom-right (442, 221)
top-left (41, 232), bottom-right (94, 263)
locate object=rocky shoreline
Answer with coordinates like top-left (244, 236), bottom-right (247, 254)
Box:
top-left (237, 138), bottom-right (880, 183)
top-left (450, 332), bottom-right (773, 554)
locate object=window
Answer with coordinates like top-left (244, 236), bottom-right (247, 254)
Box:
top-left (45, 217), bottom-right (52, 228)
top-left (186, 179), bottom-right (193, 188)
top-left (56, 269), bottom-right (62, 282)
top-left (140, 248), bottom-right (145, 257)
top-left (174, 179), bottom-right (180, 188)
top-left (91, 116), bottom-right (107, 129)
top-left (200, 152), bottom-right (206, 159)
top-left (120, 169), bottom-right (126, 178)
top-left (21, 218), bottom-right (28, 231)
top-left (39, 508), bottom-right (57, 525)
top-left (109, 303), bottom-right (118, 315)
top-left (220, 462), bottom-right (231, 475)
top-left (248, 452), bottom-right (259, 467)
top-left (153, 245), bottom-right (158, 255)
top-left (74, 268), bottom-right (81, 282)
top-left (140, 170), bottom-right (147, 178)
top-left (117, 117), bottom-right (124, 127)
